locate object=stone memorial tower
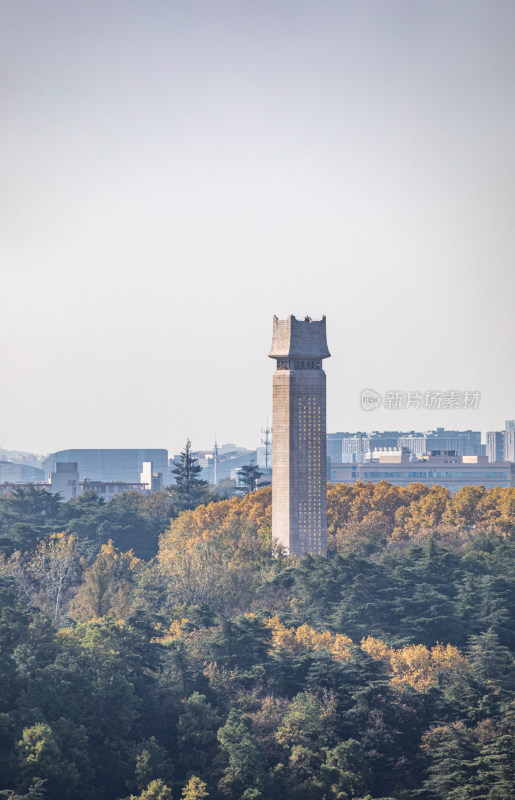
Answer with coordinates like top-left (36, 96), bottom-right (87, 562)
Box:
top-left (269, 315), bottom-right (330, 556)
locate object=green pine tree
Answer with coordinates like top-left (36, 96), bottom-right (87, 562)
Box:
top-left (237, 463), bottom-right (263, 494)
top-left (170, 440), bottom-right (210, 511)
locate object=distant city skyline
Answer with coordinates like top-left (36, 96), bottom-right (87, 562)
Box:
top-left (3, 420), bottom-right (515, 465)
top-left (2, 1), bottom-right (514, 454)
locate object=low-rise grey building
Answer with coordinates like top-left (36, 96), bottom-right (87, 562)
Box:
top-left (329, 449), bottom-right (514, 494)
top-left (0, 461), bottom-right (46, 483)
top-left (80, 479), bottom-right (148, 498)
top-left (44, 449), bottom-right (169, 484)
top-left (49, 462), bottom-right (80, 501)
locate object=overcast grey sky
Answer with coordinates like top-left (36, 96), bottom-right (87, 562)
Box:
top-left (2, 0), bottom-right (514, 455)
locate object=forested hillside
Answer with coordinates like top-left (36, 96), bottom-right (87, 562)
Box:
top-left (0, 484), bottom-right (514, 800)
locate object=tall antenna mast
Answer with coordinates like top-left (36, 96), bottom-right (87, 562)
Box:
top-left (213, 434), bottom-right (218, 485)
top-left (261, 421), bottom-right (272, 470)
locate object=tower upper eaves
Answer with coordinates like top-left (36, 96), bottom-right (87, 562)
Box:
top-left (268, 315), bottom-right (331, 360)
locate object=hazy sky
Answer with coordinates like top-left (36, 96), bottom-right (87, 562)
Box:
top-left (2, 0), bottom-right (514, 455)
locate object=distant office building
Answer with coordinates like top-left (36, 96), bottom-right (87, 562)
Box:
top-left (505, 430), bottom-right (515, 463)
top-left (208, 449), bottom-right (258, 483)
top-left (0, 461), bottom-right (46, 484)
top-left (44, 449), bottom-right (169, 484)
top-left (329, 449), bottom-right (514, 494)
top-left (0, 449), bottom-right (46, 470)
top-left (80, 479), bottom-right (147, 499)
top-left (326, 434), bottom-right (342, 464)
top-left (399, 429), bottom-right (482, 457)
top-left (342, 432), bottom-right (401, 461)
top-left (184, 446), bottom-right (257, 485)
top-left (328, 428), bottom-right (483, 464)
top-left (331, 431), bottom-right (415, 463)
top-left (140, 461), bottom-right (163, 492)
top-left (175, 441), bottom-right (271, 486)
top-left (486, 422), bottom-right (515, 463)
top-left (0, 470), bottom-right (148, 501)
top-left (218, 443), bottom-right (241, 455)
top-left (49, 462), bottom-right (80, 501)
top-left (487, 431), bottom-right (506, 463)
top-left (0, 482), bottom-right (49, 498)
top-left (1, 463), bottom-right (81, 501)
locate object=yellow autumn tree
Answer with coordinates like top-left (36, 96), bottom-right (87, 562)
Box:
top-left (442, 485), bottom-right (486, 531)
top-left (476, 487), bottom-right (515, 536)
top-left (265, 617), bottom-right (353, 661)
top-left (266, 621), bottom-right (468, 691)
top-left (153, 617), bottom-right (190, 643)
top-left (181, 776), bottom-right (209, 799)
top-left (361, 636), bottom-right (470, 691)
top-left (392, 485), bottom-right (450, 539)
top-left (326, 482), bottom-right (356, 534)
top-left (69, 540), bottom-right (142, 621)
top-left (327, 481), bottom-right (436, 551)
top-left (157, 488), bottom-right (277, 612)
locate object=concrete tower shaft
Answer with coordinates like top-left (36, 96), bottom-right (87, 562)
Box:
top-left (269, 315), bottom-right (330, 556)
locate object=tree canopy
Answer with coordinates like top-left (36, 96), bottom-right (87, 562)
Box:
top-left (0, 481), bottom-right (514, 799)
